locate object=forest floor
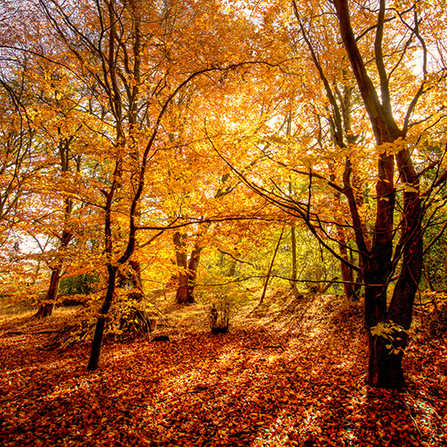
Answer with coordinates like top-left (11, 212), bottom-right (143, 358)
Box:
top-left (0, 291), bottom-right (446, 446)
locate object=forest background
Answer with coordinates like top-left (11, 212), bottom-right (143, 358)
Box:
top-left (0, 0), bottom-right (447, 444)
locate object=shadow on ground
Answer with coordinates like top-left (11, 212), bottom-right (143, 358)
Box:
top-left (0, 294), bottom-right (446, 446)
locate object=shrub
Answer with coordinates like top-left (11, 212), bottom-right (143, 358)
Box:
top-left (428, 304), bottom-right (447, 336)
top-left (209, 300), bottom-right (230, 334)
top-left (59, 273), bottom-right (99, 306)
top-left (419, 291), bottom-right (447, 337)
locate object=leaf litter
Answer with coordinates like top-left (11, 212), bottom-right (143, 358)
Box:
top-left (0, 293), bottom-right (446, 446)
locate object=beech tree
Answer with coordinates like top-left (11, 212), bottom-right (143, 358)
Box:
top-left (241, 0), bottom-right (447, 388)
top-left (31, 0), bottom-right (262, 369)
top-left (3, 0), bottom-right (447, 390)
top-left (200, 0), bottom-right (447, 388)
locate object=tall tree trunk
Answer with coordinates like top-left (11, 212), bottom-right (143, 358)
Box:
top-left (35, 227), bottom-right (73, 318)
top-left (289, 180), bottom-right (300, 298)
top-left (332, 168), bottom-right (357, 300)
top-left (332, 0), bottom-right (424, 388)
top-left (36, 136), bottom-right (75, 318)
top-left (186, 244), bottom-right (203, 302)
top-left (174, 231), bottom-right (191, 304)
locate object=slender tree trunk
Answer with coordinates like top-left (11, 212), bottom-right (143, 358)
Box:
top-left (87, 265), bottom-right (118, 371)
top-left (290, 225), bottom-right (301, 298)
top-left (36, 137), bottom-right (75, 318)
top-left (336, 226), bottom-right (356, 299)
top-left (425, 264), bottom-right (435, 292)
top-left (35, 228), bottom-right (72, 318)
top-left (260, 228), bottom-right (284, 305)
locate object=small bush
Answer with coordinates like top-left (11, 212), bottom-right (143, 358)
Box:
top-left (209, 300), bottom-right (230, 334)
top-left (419, 291), bottom-right (447, 337)
top-left (59, 273), bottom-right (99, 306)
top-left (428, 305), bottom-right (447, 336)
top-left (106, 289), bottom-right (157, 339)
top-left (49, 289), bottom-right (157, 349)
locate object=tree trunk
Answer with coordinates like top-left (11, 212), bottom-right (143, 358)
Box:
top-left (186, 244), bottom-right (203, 302)
top-left (35, 303), bottom-right (55, 318)
top-left (290, 225), bottom-right (301, 298)
top-left (228, 259), bottom-right (237, 277)
top-left (176, 272), bottom-right (191, 303)
top-left (366, 331), bottom-right (405, 388)
top-left (260, 228), bottom-right (284, 305)
top-left (329, 0), bottom-right (425, 388)
top-left (174, 231), bottom-right (192, 304)
top-left (425, 264), bottom-right (435, 292)
top-left (336, 225), bottom-right (356, 300)
top-left (87, 265), bottom-right (118, 371)
top-left (35, 268), bottom-right (61, 318)
top-left (174, 232), bottom-right (202, 304)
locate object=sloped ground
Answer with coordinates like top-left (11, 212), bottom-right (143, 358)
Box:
top-left (0, 292), bottom-right (446, 446)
